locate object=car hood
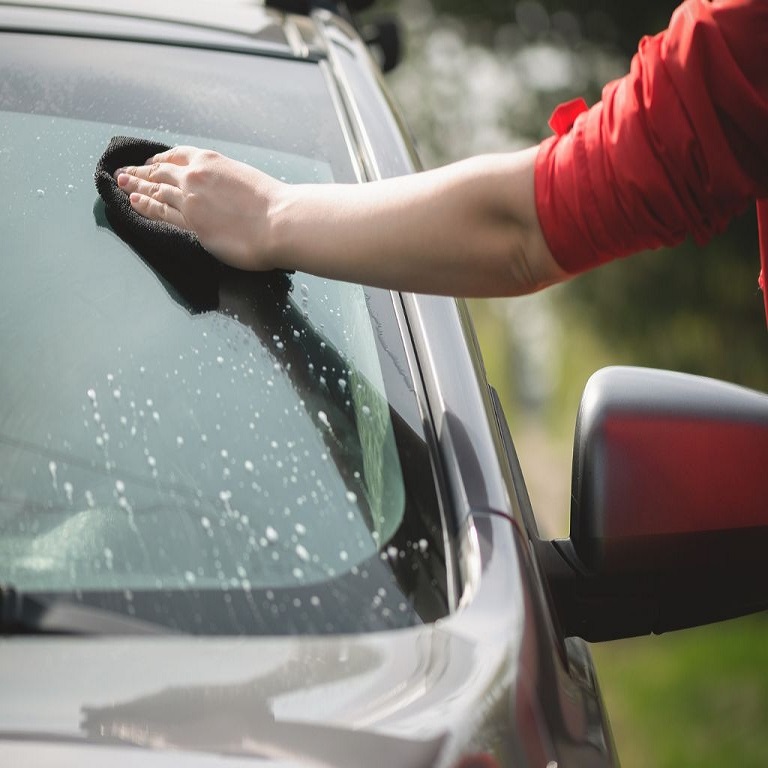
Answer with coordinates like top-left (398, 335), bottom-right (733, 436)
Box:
top-left (0, 518), bottom-right (615, 768)
top-left (0, 619), bottom-right (510, 767)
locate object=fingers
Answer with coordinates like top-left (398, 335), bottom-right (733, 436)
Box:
top-left (113, 149), bottom-right (193, 228)
top-left (112, 145), bottom-right (208, 184)
top-left (116, 172), bottom-right (184, 210)
top-left (111, 145), bottom-right (196, 184)
top-left (116, 172), bottom-right (187, 228)
top-left (114, 159), bottom-right (182, 187)
top-left (127, 191), bottom-right (189, 230)
top-left (145, 145), bottom-right (198, 165)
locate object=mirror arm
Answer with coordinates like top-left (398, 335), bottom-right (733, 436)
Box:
top-left (539, 534), bottom-right (768, 643)
top-left (537, 538), bottom-right (662, 642)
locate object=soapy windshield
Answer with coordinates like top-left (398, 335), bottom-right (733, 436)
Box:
top-left (0, 32), bottom-right (448, 634)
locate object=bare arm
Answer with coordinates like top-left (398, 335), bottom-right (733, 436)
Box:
top-left (115, 144), bottom-right (568, 297)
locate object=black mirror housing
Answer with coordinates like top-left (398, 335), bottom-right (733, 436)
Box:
top-left (542, 367), bottom-right (768, 641)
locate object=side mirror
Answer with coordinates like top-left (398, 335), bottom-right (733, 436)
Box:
top-left (541, 367), bottom-right (768, 641)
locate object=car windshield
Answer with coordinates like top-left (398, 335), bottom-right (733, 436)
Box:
top-left (0, 31), bottom-right (449, 634)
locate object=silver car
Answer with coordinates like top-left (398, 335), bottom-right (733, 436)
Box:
top-left (1, 2), bottom-right (766, 766)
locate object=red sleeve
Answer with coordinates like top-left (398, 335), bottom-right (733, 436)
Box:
top-left (534, 0), bottom-right (768, 274)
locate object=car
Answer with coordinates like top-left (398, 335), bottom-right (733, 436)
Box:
top-left (1, 1), bottom-right (767, 767)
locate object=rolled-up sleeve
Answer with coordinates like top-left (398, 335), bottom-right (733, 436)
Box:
top-left (535, 0), bottom-right (768, 274)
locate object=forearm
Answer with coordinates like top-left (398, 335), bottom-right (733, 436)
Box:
top-left (268, 148), bottom-right (567, 296)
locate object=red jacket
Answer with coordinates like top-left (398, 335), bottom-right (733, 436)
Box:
top-left (534, 0), bottom-right (768, 320)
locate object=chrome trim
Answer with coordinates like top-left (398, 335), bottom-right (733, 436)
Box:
top-left (402, 293), bottom-right (516, 522)
top-left (390, 293), bottom-right (459, 610)
top-left (318, 58), bottom-right (364, 183)
top-left (313, 9), bottom-right (380, 182)
top-left (282, 16), bottom-right (309, 58)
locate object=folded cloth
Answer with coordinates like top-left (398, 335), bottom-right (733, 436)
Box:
top-left (95, 136), bottom-right (221, 310)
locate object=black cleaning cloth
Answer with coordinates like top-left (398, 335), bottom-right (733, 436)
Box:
top-left (95, 136), bottom-right (221, 310)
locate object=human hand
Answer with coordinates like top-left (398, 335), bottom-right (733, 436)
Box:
top-left (114, 146), bottom-right (284, 271)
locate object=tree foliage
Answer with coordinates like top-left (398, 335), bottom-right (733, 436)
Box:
top-left (428, 0), bottom-right (677, 56)
top-left (388, 0), bottom-right (768, 391)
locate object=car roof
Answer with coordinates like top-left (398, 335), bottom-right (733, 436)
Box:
top-left (0, 0), bottom-right (331, 60)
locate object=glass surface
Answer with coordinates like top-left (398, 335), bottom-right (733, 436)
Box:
top-left (0, 33), bottom-right (448, 634)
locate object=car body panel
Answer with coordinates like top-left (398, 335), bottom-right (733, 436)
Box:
top-left (0, 515), bottom-right (613, 767)
top-left (0, 1), bottom-right (619, 765)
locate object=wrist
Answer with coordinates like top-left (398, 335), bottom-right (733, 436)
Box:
top-left (263, 181), bottom-right (298, 272)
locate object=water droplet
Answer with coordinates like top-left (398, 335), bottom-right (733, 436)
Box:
top-left (292, 567), bottom-right (304, 580)
top-left (418, 538), bottom-right (429, 552)
top-left (48, 461), bottom-right (58, 489)
top-left (112, 388), bottom-right (121, 400)
top-left (201, 516), bottom-right (211, 529)
top-left (176, 436), bottom-right (184, 447)
top-left (115, 480), bottom-right (125, 494)
top-left (295, 544), bottom-right (310, 562)
top-left (86, 388), bottom-right (97, 402)
top-left (339, 550), bottom-right (349, 562)
top-left (295, 523), bottom-right (306, 535)
top-left (36, 188), bottom-right (45, 197)
top-left (63, 481), bottom-right (74, 504)
top-left (346, 491), bottom-right (357, 504)
top-left (265, 526), bottom-right (279, 543)
top-left (318, 411), bottom-right (330, 428)
top-left (184, 571), bottom-right (196, 584)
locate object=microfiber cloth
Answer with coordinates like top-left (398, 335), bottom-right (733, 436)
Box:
top-left (95, 136), bottom-right (221, 310)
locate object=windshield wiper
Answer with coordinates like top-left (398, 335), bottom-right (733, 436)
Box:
top-left (0, 585), bottom-right (174, 636)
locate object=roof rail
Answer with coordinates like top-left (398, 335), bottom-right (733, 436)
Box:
top-left (265, 0), bottom-right (402, 73)
top-left (264, 1), bottom-right (374, 14)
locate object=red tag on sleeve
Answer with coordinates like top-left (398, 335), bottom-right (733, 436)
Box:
top-left (547, 97), bottom-right (589, 136)
top-left (757, 200), bottom-right (768, 328)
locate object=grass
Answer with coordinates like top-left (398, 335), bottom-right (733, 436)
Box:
top-left (594, 616), bottom-right (768, 768)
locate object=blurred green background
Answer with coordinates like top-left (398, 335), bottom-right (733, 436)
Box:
top-left (372, 0), bottom-right (768, 764)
